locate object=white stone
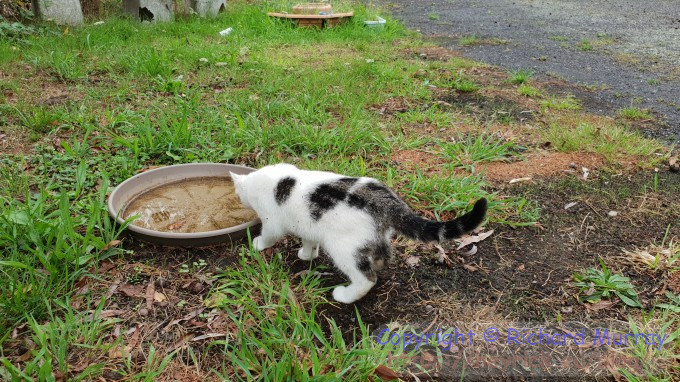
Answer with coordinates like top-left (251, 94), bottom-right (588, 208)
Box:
top-left (124, 0), bottom-right (174, 22)
top-left (37, 0), bottom-right (84, 25)
top-left (192, 0), bottom-right (227, 17)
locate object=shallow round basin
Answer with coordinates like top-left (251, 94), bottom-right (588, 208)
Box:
top-left (108, 163), bottom-right (261, 247)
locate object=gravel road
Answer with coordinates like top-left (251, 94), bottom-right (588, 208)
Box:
top-left (386, 0), bottom-right (680, 143)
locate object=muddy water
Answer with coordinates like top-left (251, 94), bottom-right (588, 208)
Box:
top-left (123, 177), bottom-right (257, 233)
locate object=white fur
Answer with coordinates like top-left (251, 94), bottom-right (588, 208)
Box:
top-left (231, 164), bottom-right (378, 303)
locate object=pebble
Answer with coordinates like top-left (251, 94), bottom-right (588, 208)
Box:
top-left (426, 304), bottom-right (434, 313)
top-left (139, 308), bottom-right (149, 316)
top-left (199, 57), bottom-right (209, 63)
top-left (608, 210), bottom-right (619, 217)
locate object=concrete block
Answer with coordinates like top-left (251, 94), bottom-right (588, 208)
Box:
top-left (36, 0), bottom-right (84, 25)
top-left (191, 0), bottom-right (226, 17)
top-left (123, 0), bottom-right (174, 22)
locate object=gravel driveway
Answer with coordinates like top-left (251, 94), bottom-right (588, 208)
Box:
top-left (386, 0), bottom-right (680, 143)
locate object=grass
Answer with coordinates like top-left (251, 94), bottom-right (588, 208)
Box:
top-left (543, 119), bottom-right (667, 163)
top-left (207, 245), bottom-right (411, 379)
top-left (577, 38), bottom-right (593, 51)
top-left (619, 107), bottom-right (653, 120)
top-left (518, 84), bottom-right (540, 97)
top-left (508, 69), bottom-right (533, 84)
top-left (459, 35), bottom-right (479, 46)
top-left (439, 132), bottom-right (521, 169)
top-left (540, 95), bottom-right (581, 111)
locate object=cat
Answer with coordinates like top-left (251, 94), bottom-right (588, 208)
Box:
top-left (230, 163), bottom-right (487, 304)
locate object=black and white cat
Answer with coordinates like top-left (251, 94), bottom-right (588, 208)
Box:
top-left (230, 163), bottom-right (487, 304)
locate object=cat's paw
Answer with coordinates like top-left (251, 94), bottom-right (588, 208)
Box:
top-left (297, 245), bottom-right (319, 261)
top-left (332, 286), bottom-right (357, 304)
top-left (297, 247), bottom-right (312, 261)
top-left (252, 236), bottom-right (269, 251)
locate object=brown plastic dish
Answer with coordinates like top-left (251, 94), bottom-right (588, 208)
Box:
top-left (107, 163), bottom-right (261, 247)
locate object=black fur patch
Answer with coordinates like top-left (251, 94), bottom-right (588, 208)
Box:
top-left (275, 177), bottom-right (296, 205)
top-left (309, 184), bottom-right (347, 220)
top-left (347, 194), bottom-right (367, 209)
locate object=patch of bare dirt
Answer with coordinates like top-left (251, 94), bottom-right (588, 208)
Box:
top-left (405, 45), bottom-right (461, 61)
top-left (475, 151), bottom-right (606, 183)
top-left (391, 149), bottom-right (443, 171)
top-left (369, 96), bottom-right (419, 118)
top-left (437, 90), bottom-right (535, 124)
top-left (0, 127), bottom-right (32, 156)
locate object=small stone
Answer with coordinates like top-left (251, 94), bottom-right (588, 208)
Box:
top-left (215, 62), bottom-right (228, 67)
top-left (425, 304), bottom-right (434, 313)
top-left (199, 57), bottom-right (209, 63)
top-left (608, 210), bottom-right (619, 217)
top-left (561, 306), bottom-right (573, 313)
top-left (569, 162), bottom-right (578, 169)
top-left (138, 308), bottom-right (149, 316)
top-left (365, 59), bottom-right (375, 63)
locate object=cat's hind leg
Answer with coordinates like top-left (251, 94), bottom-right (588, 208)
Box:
top-left (297, 240), bottom-right (319, 261)
top-left (328, 242), bottom-right (388, 304)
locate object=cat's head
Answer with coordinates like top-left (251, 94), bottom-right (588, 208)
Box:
top-left (230, 172), bottom-right (251, 208)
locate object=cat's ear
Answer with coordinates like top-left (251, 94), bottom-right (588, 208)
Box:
top-left (230, 172), bottom-right (244, 184)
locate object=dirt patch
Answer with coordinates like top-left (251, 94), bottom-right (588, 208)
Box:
top-left (405, 45), bottom-right (461, 61)
top-left (437, 90), bottom-right (535, 124)
top-left (475, 151), bottom-right (606, 183)
top-left (0, 127), bottom-right (32, 156)
top-left (369, 96), bottom-right (420, 118)
top-left (391, 149), bottom-right (444, 171)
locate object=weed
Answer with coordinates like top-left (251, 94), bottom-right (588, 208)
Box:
top-left (540, 95), bottom-right (581, 111)
top-left (578, 39), bottom-right (593, 51)
top-left (440, 132), bottom-right (521, 169)
top-left (619, 107), bottom-right (652, 120)
top-left (518, 84), bottom-right (540, 97)
top-left (459, 35), bottom-right (479, 46)
top-left (544, 120), bottom-right (665, 163)
top-left (508, 69), bottom-right (533, 84)
top-left (573, 258), bottom-right (641, 307)
top-left (428, 12), bottom-right (439, 20)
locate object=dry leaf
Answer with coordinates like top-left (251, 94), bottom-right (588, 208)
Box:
top-left (118, 283), bottom-right (145, 298)
top-left (509, 177), bottom-right (532, 184)
top-left (145, 279), bottom-right (155, 310)
top-left (374, 365), bottom-right (399, 381)
top-left (405, 256), bottom-right (420, 267)
top-left (463, 264), bottom-right (478, 272)
top-left (518, 264), bottom-right (525, 271)
top-left (102, 240), bottom-right (121, 251)
top-left (166, 220), bottom-right (186, 230)
top-left (99, 309), bottom-right (126, 318)
top-left (586, 300), bottom-right (615, 311)
top-left (191, 333), bottom-right (227, 342)
top-left (153, 292), bottom-right (166, 302)
top-left (434, 244), bottom-right (452, 266)
top-left (456, 230), bottom-right (494, 250)
top-left (460, 244), bottom-right (477, 256)
top-left (564, 202), bottom-right (578, 210)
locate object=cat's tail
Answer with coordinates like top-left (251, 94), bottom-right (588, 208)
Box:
top-left (394, 198), bottom-right (487, 242)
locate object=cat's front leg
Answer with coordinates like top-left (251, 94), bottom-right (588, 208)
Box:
top-left (251, 222), bottom-right (281, 251)
top-left (297, 240), bottom-right (320, 261)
